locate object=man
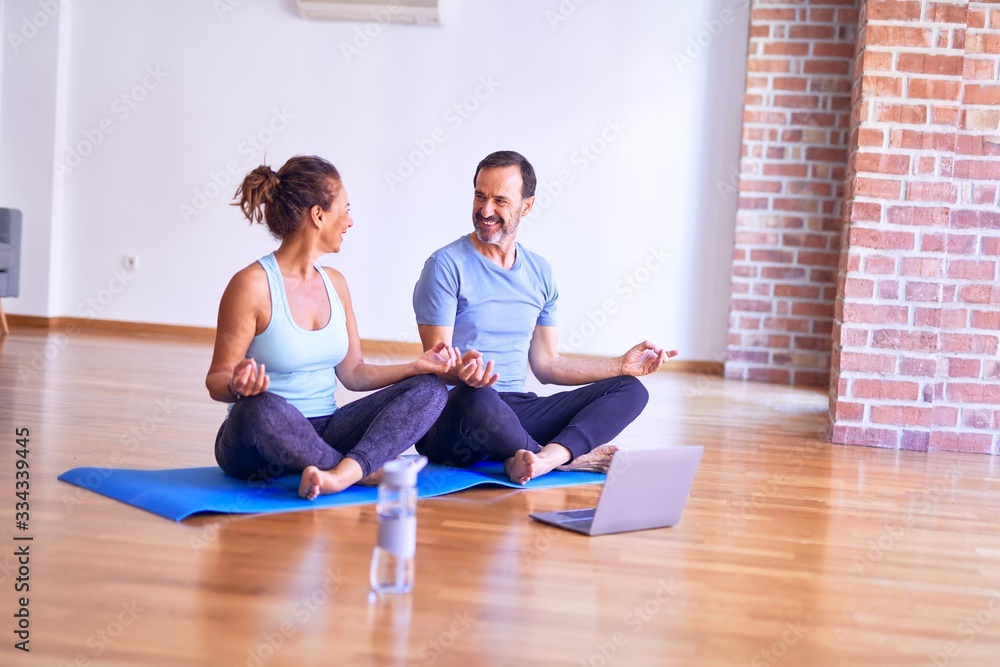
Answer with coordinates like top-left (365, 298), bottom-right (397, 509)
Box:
top-left (412, 150), bottom-right (677, 484)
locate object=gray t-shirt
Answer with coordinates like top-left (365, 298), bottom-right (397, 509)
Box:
top-left (413, 235), bottom-right (558, 392)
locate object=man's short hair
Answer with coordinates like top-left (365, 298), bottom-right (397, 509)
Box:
top-left (473, 151), bottom-right (537, 199)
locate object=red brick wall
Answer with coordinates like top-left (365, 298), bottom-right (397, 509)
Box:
top-left (725, 0), bottom-right (859, 385)
top-left (830, 0), bottom-right (1000, 454)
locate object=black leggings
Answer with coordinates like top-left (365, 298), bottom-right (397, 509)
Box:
top-left (415, 376), bottom-right (649, 467)
top-left (214, 375), bottom-right (448, 481)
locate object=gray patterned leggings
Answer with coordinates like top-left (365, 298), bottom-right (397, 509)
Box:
top-left (214, 375), bottom-right (448, 481)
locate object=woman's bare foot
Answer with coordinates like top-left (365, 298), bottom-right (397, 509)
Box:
top-left (299, 466), bottom-right (337, 500)
top-left (297, 459), bottom-right (365, 500)
top-left (357, 468), bottom-right (384, 487)
top-left (556, 444), bottom-right (619, 473)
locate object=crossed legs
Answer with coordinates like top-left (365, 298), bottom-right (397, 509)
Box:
top-left (415, 376), bottom-right (649, 484)
top-left (214, 375), bottom-right (448, 498)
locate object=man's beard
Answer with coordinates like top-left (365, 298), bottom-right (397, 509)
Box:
top-left (473, 211), bottom-right (520, 244)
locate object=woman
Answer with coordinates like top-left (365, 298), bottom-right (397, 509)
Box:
top-left (206, 155), bottom-right (458, 499)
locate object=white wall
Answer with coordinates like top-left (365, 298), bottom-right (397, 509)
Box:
top-left (1, 0), bottom-right (748, 361)
top-left (0, 0), bottom-right (72, 315)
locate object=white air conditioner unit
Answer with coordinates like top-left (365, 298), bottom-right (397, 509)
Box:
top-left (296, 0), bottom-right (443, 26)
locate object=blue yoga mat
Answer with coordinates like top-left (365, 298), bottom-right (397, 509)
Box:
top-left (58, 462), bottom-right (605, 522)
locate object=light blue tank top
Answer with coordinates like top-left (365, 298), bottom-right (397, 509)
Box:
top-left (244, 253), bottom-right (349, 417)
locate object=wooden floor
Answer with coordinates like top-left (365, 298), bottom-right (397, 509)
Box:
top-left (1, 328), bottom-right (999, 667)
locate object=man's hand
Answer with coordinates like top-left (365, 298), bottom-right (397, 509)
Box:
top-left (457, 349), bottom-right (499, 388)
top-left (413, 342), bottom-right (461, 375)
top-left (619, 341), bottom-right (679, 377)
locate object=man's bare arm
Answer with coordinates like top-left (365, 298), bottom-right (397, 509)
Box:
top-left (528, 326), bottom-right (678, 386)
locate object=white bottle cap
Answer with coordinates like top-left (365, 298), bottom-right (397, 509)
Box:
top-left (381, 456), bottom-right (428, 487)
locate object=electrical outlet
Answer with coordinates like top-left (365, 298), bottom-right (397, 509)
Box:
top-left (123, 255), bottom-right (139, 271)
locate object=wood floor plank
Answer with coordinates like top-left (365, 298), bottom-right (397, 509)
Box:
top-left (1, 329), bottom-right (999, 666)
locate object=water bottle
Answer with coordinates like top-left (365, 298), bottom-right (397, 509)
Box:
top-left (370, 456), bottom-right (427, 594)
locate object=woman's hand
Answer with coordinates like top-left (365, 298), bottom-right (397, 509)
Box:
top-left (413, 342), bottom-right (461, 375)
top-left (230, 358), bottom-right (269, 398)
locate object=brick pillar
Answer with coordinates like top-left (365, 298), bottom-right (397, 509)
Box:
top-left (830, 0), bottom-right (1000, 454)
top-left (725, 0), bottom-right (859, 385)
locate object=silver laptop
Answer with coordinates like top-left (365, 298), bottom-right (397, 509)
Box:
top-left (529, 446), bottom-right (703, 536)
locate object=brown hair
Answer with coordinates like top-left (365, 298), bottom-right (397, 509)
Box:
top-left (233, 155), bottom-right (341, 239)
top-left (474, 151), bottom-right (536, 199)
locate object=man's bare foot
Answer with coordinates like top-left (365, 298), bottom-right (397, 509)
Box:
top-left (504, 447), bottom-right (568, 485)
top-left (504, 450), bottom-right (537, 485)
top-left (556, 444), bottom-right (619, 473)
